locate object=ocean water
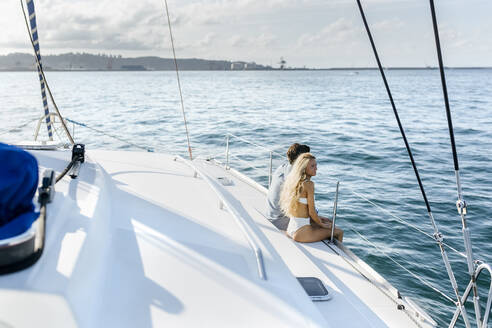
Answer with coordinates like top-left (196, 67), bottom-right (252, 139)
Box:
top-left (1, 69), bottom-right (492, 326)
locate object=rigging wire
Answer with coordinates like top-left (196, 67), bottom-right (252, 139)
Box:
top-left (228, 154), bottom-right (265, 173)
top-left (160, 0), bottom-right (193, 160)
top-left (226, 133), bottom-right (285, 158)
top-left (429, 1), bottom-right (459, 172)
top-left (355, 1), bottom-right (470, 325)
top-left (20, 0), bottom-right (74, 145)
top-left (66, 118), bottom-right (154, 152)
top-left (345, 221), bottom-right (455, 304)
top-left (0, 118), bottom-right (39, 137)
top-left (345, 187), bottom-right (466, 259)
top-left (52, 122), bottom-right (64, 141)
top-left (355, 0), bottom-right (431, 215)
top-left (428, 1), bottom-right (481, 326)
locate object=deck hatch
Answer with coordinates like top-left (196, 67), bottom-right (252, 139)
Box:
top-left (296, 277), bottom-right (331, 301)
top-left (217, 177), bottom-right (234, 186)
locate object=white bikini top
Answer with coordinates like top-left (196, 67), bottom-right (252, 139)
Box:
top-left (297, 197), bottom-right (319, 215)
top-left (298, 197), bottom-right (308, 205)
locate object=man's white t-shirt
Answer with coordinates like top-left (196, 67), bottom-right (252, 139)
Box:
top-left (266, 162), bottom-right (291, 220)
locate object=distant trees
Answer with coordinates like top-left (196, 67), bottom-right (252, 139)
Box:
top-left (0, 52), bottom-right (273, 71)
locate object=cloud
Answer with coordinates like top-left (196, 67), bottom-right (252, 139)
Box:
top-left (173, 0), bottom-right (301, 26)
top-left (372, 18), bottom-right (405, 31)
top-left (437, 24), bottom-right (471, 49)
top-left (27, 0), bottom-right (172, 52)
top-left (198, 33), bottom-right (218, 47)
top-left (170, 33), bottom-right (218, 52)
top-left (0, 0), bottom-right (490, 67)
top-left (297, 18), bottom-right (361, 47)
top-left (228, 33), bottom-right (277, 48)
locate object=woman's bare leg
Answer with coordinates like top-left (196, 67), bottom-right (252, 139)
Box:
top-left (306, 219), bottom-right (344, 242)
top-left (292, 225), bottom-right (333, 243)
top-left (333, 227), bottom-right (343, 242)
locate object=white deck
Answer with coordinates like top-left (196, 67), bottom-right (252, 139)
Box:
top-left (0, 149), bottom-right (435, 327)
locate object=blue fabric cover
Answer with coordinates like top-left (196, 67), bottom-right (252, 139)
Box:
top-left (0, 143), bottom-right (39, 239)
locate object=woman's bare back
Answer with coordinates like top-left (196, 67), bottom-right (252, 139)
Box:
top-left (290, 180), bottom-right (344, 243)
top-left (291, 181), bottom-right (310, 218)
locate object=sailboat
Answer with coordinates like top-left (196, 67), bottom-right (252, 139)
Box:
top-left (1, 0), bottom-right (490, 327)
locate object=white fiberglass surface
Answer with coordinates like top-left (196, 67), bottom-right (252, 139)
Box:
top-left (0, 149), bottom-right (430, 327)
top-left (87, 150), bottom-right (328, 327)
top-left (193, 158), bottom-right (432, 328)
top-left (0, 149), bottom-right (329, 327)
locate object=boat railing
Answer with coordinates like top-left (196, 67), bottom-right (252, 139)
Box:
top-left (330, 181), bottom-right (340, 243)
top-left (449, 261), bottom-right (492, 327)
top-left (223, 133), bottom-right (284, 187)
top-left (177, 155), bottom-right (267, 281)
top-left (33, 113), bottom-right (73, 142)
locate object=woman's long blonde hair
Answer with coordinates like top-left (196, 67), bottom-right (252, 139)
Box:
top-left (280, 153), bottom-right (316, 217)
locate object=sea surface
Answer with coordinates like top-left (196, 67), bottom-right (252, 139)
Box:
top-left (1, 69), bottom-right (491, 327)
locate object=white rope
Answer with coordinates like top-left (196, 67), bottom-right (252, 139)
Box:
top-left (160, 0), bottom-right (192, 160)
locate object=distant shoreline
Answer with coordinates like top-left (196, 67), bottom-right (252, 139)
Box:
top-left (1, 67), bottom-right (491, 72)
top-left (1, 52), bottom-right (491, 72)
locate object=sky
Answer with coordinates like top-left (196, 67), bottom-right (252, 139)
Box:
top-left (0, 0), bottom-right (491, 68)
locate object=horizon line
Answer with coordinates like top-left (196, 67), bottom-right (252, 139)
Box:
top-left (1, 52), bottom-right (491, 70)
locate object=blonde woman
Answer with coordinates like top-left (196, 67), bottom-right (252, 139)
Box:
top-left (280, 153), bottom-right (343, 243)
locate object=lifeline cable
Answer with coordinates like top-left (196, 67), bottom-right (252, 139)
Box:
top-left (20, 0), bottom-right (75, 145)
top-left (346, 187), bottom-right (466, 258)
top-left (161, 0), bottom-right (193, 160)
top-left (66, 118), bottom-right (154, 152)
top-left (355, 1), bottom-right (470, 326)
top-left (0, 118), bottom-right (39, 137)
top-left (343, 222), bottom-right (455, 304)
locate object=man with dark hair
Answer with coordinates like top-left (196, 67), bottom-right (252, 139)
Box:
top-left (266, 143), bottom-right (310, 229)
